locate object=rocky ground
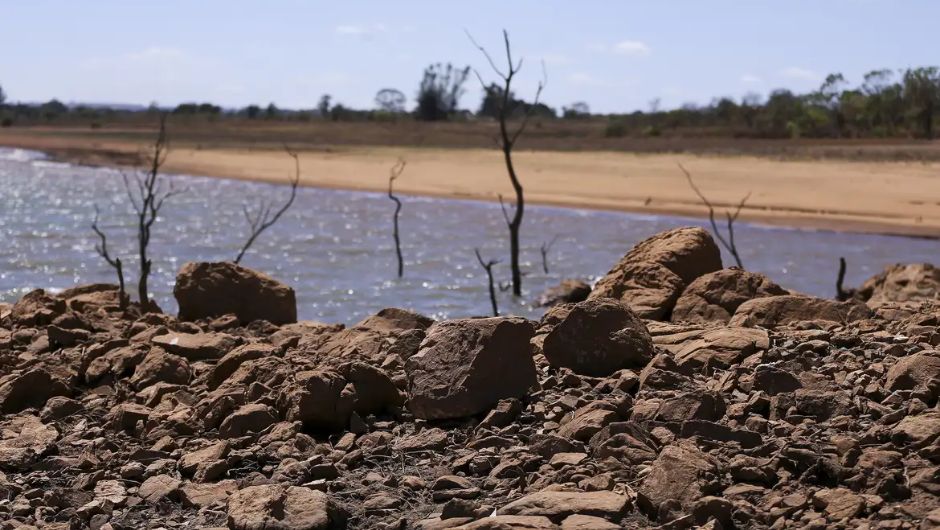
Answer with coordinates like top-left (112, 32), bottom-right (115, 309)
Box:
top-left (0, 228), bottom-right (938, 530)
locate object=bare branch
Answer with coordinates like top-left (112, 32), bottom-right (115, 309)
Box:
top-left (540, 235), bottom-right (559, 274)
top-left (679, 162), bottom-right (748, 269)
top-left (90, 206), bottom-right (127, 310)
top-left (465, 29), bottom-right (508, 80)
top-left (474, 248), bottom-right (501, 316)
top-left (234, 145), bottom-right (301, 264)
top-left (388, 157), bottom-right (406, 278)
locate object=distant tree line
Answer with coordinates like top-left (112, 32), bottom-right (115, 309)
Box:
top-left (1, 66), bottom-right (938, 138)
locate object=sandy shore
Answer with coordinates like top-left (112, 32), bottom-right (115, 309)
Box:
top-left (2, 132), bottom-right (939, 238)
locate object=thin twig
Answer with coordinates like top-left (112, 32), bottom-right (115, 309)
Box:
top-left (678, 162), bottom-right (748, 268)
top-left (234, 144), bottom-right (300, 264)
top-left (388, 158), bottom-right (406, 278)
top-left (475, 248), bottom-right (500, 316)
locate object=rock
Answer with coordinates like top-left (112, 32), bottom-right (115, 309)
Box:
top-left (499, 490), bottom-right (630, 521)
top-left (219, 404), bottom-right (279, 438)
top-left (752, 365), bottom-right (802, 396)
top-left (9, 289), bottom-right (66, 326)
top-left (812, 488), bottom-right (865, 521)
top-left (673, 327), bottom-right (769, 369)
top-left (560, 514), bottom-right (620, 529)
top-left (209, 343), bottom-right (279, 390)
top-left (589, 227), bottom-right (722, 319)
top-left (537, 279), bottom-right (591, 307)
top-left (729, 295), bottom-right (872, 328)
top-left (0, 415), bottom-right (58, 469)
top-left (541, 299), bottom-right (654, 376)
top-left (858, 263), bottom-right (940, 303)
top-left (340, 361), bottom-right (404, 414)
top-left (279, 370), bottom-right (353, 431)
top-left (638, 441), bottom-right (720, 518)
top-left (459, 516), bottom-right (559, 529)
top-left (679, 419), bottom-right (763, 448)
top-left (892, 412), bottom-right (940, 448)
top-left (152, 331), bottom-right (239, 361)
top-left (672, 268), bottom-right (788, 324)
top-left (138, 474), bottom-right (181, 503)
top-left (227, 484), bottom-right (346, 530)
top-left (130, 349), bottom-right (191, 389)
top-left (406, 317), bottom-right (537, 420)
top-left (0, 368), bottom-right (70, 414)
top-left (885, 350), bottom-right (940, 391)
top-left (558, 405), bottom-right (619, 442)
top-left (180, 479), bottom-right (238, 508)
top-left (174, 261), bottom-right (297, 325)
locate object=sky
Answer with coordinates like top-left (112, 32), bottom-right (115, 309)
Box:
top-left (1, 0), bottom-right (937, 114)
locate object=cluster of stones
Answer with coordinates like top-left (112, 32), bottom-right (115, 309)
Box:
top-left (0, 228), bottom-right (938, 529)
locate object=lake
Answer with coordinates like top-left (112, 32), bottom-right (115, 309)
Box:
top-left (1, 147), bottom-right (936, 324)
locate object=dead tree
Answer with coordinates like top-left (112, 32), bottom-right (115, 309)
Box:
top-left (475, 248), bottom-right (500, 316)
top-left (122, 113), bottom-right (179, 310)
top-left (234, 145), bottom-right (300, 264)
top-left (467, 29), bottom-right (547, 297)
top-left (678, 162), bottom-right (749, 269)
top-left (540, 235), bottom-right (559, 274)
top-left (388, 158), bottom-right (406, 277)
top-left (91, 206), bottom-right (128, 310)
top-left (835, 257), bottom-right (856, 301)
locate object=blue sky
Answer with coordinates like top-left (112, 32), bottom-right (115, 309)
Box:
top-left (1, 0), bottom-right (936, 113)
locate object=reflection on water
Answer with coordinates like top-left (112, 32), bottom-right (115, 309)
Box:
top-left (0, 147), bottom-right (936, 324)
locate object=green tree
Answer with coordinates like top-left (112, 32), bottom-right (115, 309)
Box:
top-left (902, 67), bottom-right (940, 138)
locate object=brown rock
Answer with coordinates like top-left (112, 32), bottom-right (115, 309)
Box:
top-left (180, 479), bottom-right (238, 508)
top-left (672, 268), bottom-right (787, 324)
top-left (138, 474), bottom-right (182, 503)
top-left (499, 489), bottom-right (630, 522)
top-left (458, 516), bottom-right (559, 529)
top-left (560, 514), bottom-right (620, 529)
top-left (812, 488), bottom-right (865, 521)
top-left (174, 261), bottom-right (297, 325)
top-left (558, 405), bottom-right (619, 442)
top-left (858, 263), bottom-right (940, 304)
top-left (279, 370), bottom-right (353, 431)
top-left (0, 415), bottom-right (58, 469)
top-left (406, 317), bottom-right (537, 420)
top-left (673, 327), bottom-right (769, 369)
top-left (152, 331), bottom-right (239, 361)
top-left (537, 279), bottom-right (591, 307)
top-left (130, 349), bottom-right (191, 389)
top-left (638, 441), bottom-right (720, 517)
top-left (589, 227), bottom-right (722, 319)
top-left (219, 404), bottom-right (278, 438)
top-left (729, 295), bottom-right (872, 328)
top-left (9, 289), bottom-right (66, 326)
top-left (226, 484), bottom-right (346, 530)
top-left (209, 343), bottom-right (279, 390)
top-left (541, 299), bottom-right (654, 376)
top-left (0, 368), bottom-right (70, 414)
top-left (885, 350), bottom-right (940, 391)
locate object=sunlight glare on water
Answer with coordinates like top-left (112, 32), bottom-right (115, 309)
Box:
top-left (0, 147), bottom-right (936, 324)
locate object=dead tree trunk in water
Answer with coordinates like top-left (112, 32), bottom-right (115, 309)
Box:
top-left (475, 248), bottom-right (500, 316)
top-left (835, 257), bottom-right (856, 301)
top-left (91, 206), bottom-right (128, 310)
top-left (467, 29), bottom-right (546, 297)
top-left (540, 235), bottom-right (558, 274)
top-left (122, 113), bottom-right (178, 311)
top-left (387, 158), bottom-right (406, 277)
top-left (235, 145), bottom-right (300, 264)
top-left (678, 162), bottom-right (749, 269)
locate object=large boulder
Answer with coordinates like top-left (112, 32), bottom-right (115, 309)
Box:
top-left (405, 317), bottom-right (537, 420)
top-left (857, 263), bottom-right (940, 304)
top-left (671, 268), bottom-right (787, 324)
top-left (226, 484), bottom-right (346, 530)
top-left (174, 262), bottom-right (297, 325)
top-left (541, 299), bottom-right (654, 376)
top-left (729, 295), bottom-right (872, 328)
top-left (589, 227), bottom-right (722, 320)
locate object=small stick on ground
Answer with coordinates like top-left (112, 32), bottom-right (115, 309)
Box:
top-left (540, 235), bottom-right (559, 274)
top-left (234, 144), bottom-right (300, 264)
top-left (90, 206), bottom-right (128, 310)
top-left (475, 248), bottom-right (500, 316)
top-left (388, 158), bottom-right (406, 278)
top-left (678, 162), bottom-right (749, 268)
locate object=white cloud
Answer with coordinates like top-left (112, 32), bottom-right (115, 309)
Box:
top-left (740, 73), bottom-right (762, 84)
top-left (779, 66), bottom-right (818, 81)
top-left (334, 24), bottom-right (387, 38)
top-left (612, 40), bottom-right (651, 56)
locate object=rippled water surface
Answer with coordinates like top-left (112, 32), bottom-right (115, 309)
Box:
top-left (1, 147), bottom-right (936, 324)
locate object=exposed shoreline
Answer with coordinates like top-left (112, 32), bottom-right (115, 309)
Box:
top-left (2, 133), bottom-right (939, 239)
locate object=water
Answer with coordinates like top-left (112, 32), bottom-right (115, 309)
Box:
top-left (0, 147), bottom-right (936, 324)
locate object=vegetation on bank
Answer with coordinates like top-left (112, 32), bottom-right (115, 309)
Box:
top-left (1, 66), bottom-right (939, 140)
